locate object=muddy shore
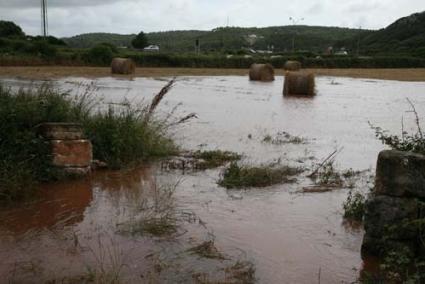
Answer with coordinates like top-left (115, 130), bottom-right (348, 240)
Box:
top-left (1, 66), bottom-right (425, 81)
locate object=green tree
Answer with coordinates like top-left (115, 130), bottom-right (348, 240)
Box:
top-left (132, 31), bottom-right (149, 49)
top-left (0, 20), bottom-right (24, 38)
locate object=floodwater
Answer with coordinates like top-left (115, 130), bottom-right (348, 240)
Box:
top-left (1, 75), bottom-right (425, 283)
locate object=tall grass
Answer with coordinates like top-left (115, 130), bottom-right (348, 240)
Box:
top-left (0, 82), bottom-right (177, 203)
top-left (0, 84), bottom-right (83, 201)
top-left (85, 103), bottom-right (177, 169)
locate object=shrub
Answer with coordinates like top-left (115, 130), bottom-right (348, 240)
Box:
top-left (85, 44), bottom-right (115, 66)
top-left (343, 189), bottom-right (366, 221)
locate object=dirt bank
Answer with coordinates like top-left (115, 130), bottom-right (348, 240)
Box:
top-left (0, 66), bottom-right (424, 81)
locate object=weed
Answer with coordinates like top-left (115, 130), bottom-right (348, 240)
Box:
top-left (192, 150), bottom-right (242, 168)
top-left (118, 182), bottom-right (179, 238)
top-left (132, 217), bottom-right (178, 237)
top-left (343, 189), bottom-right (366, 221)
top-left (316, 161), bottom-right (343, 186)
top-left (83, 235), bottom-right (126, 284)
top-left (218, 162), bottom-right (303, 189)
top-left (370, 98), bottom-right (425, 155)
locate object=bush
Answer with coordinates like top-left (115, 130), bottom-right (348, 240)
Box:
top-left (85, 44), bottom-right (115, 66)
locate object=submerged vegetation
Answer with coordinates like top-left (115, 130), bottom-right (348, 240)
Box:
top-left (262, 132), bottom-right (306, 145)
top-left (0, 82), bottom-right (177, 203)
top-left (188, 240), bottom-right (226, 260)
top-left (192, 150), bottom-right (242, 168)
top-left (218, 162), bottom-right (303, 189)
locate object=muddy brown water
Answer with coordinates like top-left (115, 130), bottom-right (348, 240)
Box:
top-left (1, 76), bottom-right (425, 283)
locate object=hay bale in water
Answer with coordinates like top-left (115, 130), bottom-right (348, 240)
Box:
top-left (284, 60), bottom-right (302, 71)
top-left (111, 58), bottom-right (136, 75)
top-left (283, 71), bottom-right (315, 96)
top-left (249, 63), bottom-right (275, 82)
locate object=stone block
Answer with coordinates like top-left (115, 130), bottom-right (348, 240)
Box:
top-left (51, 140), bottom-right (92, 168)
top-left (37, 123), bottom-right (85, 140)
top-left (375, 150), bottom-right (425, 198)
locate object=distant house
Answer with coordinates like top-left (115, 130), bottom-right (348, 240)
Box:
top-left (335, 50), bottom-right (348, 56)
top-left (143, 45), bottom-right (160, 52)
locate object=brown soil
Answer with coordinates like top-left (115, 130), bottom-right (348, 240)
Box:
top-left (0, 66), bottom-right (424, 81)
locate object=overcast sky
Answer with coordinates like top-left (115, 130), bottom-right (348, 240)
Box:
top-left (0, 0), bottom-right (423, 37)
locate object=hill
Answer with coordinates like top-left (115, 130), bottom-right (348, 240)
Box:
top-left (63, 26), bottom-right (365, 53)
top-left (360, 11), bottom-right (425, 57)
top-left (63, 33), bottom-right (136, 49)
top-left (63, 11), bottom-right (425, 57)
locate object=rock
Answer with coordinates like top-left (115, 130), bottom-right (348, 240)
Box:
top-left (92, 159), bottom-right (108, 170)
top-left (375, 150), bottom-right (425, 198)
top-left (363, 195), bottom-right (418, 240)
top-left (362, 235), bottom-right (416, 258)
top-left (36, 123), bottom-right (85, 140)
top-left (51, 140), bottom-right (92, 168)
top-left (60, 166), bottom-right (91, 177)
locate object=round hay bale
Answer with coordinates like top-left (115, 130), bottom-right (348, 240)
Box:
top-left (283, 71), bottom-right (315, 96)
top-left (284, 60), bottom-right (302, 71)
top-left (249, 63), bottom-right (275, 82)
top-left (111, 58), bottom-right (136, 75)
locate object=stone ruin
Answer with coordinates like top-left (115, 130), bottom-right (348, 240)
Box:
top-left (37, 123), bottom-right (92, 177)
top-left (362, 150), bottom-right (425, 258)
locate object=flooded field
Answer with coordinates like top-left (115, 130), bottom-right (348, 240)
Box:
top-left (1, 75), bottom-right (425, 283)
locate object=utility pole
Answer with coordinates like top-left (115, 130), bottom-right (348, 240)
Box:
top-left (289, 17), bottom-right (304, 53)
top-left (41, 0), bottom-right (48, 37)
top-left (357, 26), bottom-right (362, 57)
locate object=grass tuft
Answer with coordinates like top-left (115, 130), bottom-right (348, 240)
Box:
top-left (192, 150), bottom-right (241, 169)
top-left (218, 162), bottom-right (303, 189)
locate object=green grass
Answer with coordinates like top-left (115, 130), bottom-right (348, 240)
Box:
top-left (218, 162), bottom-right (303, 189)
top-left (85, 104), bottom-right (177, 169)
top-left (0, 83), bottom-right (177, 203)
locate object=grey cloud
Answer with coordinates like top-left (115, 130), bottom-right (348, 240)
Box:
top-left (0, 0), bottom-right (135, 8)
top-left (0, 0), bottom-right (423, 37)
